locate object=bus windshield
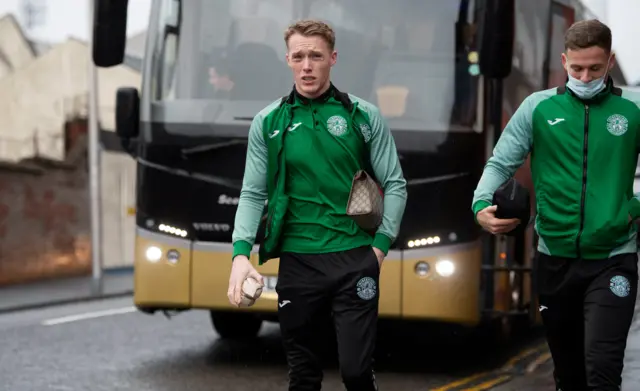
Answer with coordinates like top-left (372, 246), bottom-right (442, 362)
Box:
top-left (147, 0), bottom-right (479, 134)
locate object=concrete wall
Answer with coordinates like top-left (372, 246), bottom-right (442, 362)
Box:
top-left (0, 14), bottom-right (35, 80)
top-left (101, 150), bottom-right (137, 270)
top-left (0, 119), bottom-right (140, 286)
top-left (0, 156), bottom-right (90, 286)
top-left (0, 38), bottom-right (141, 162)
top-left (0, 33), bottom-right (142, 277)
top-left (0, 32), bottom-right (140, 278)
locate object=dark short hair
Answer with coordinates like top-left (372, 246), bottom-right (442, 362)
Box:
top-left (565, 19), bottom-right (612, 53)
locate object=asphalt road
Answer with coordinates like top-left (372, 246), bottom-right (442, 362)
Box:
top-left (0, 297), bottom-right (552, 391)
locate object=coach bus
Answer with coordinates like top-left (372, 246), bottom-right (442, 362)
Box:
top-left (93, 0), bottom-right (587, 341)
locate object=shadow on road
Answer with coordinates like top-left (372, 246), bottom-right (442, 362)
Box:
top-left (128, 317), bottom-right (546, 391)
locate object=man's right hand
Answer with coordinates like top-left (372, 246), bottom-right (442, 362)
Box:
top-left (476, 205), bottom-right (521, 235)
top-left (227, 255), bottom-right (264, 307)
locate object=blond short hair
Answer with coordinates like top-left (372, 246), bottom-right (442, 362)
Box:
top-left (284, 19), bottom-right (336, 50)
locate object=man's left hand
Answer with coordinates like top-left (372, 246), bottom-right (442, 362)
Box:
top-left (372, 247), bottom-right (384, 269)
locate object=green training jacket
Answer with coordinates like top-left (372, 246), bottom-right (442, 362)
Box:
top-left (472, 79), bottom-right (640, 259)
top-left (232, 85), bottom-right (407, 264)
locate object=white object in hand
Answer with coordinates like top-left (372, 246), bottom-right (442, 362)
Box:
top-left (239, 277), bottom-right (263, 307)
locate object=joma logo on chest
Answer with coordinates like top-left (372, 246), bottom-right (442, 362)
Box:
top-left (547, 118), bottom-right (565, 126)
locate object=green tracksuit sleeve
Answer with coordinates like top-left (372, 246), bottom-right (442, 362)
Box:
top-left (624, 89), bottom-right (640, 219)
top-left (367, 107), bottom-right (408, 254)
top-left (231, 116), bottom-right (268, 260)
top-left (471, 94), bottom-right (536, 218)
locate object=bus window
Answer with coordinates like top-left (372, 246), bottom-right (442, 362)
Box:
top-left (151, 0), bottom-right (181, 101)
top-left (547, 2), bottom-right (575, 88)
top-left (147, 0), bottom-right (481, 137)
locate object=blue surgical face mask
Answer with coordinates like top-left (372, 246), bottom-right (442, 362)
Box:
top-left (566, 56), bottom-right (612, 99)
top-left (567, 74), bottom-right (606, 99)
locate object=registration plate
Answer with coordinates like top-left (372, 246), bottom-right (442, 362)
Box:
top-left (262, 276), bottom-right (278, 293)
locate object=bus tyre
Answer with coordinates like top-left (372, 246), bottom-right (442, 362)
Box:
top-left (210, 311), bottom-right (263, 339)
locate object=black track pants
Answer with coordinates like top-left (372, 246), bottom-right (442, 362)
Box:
top-left (535, 251), bottom-right (638, 391)
top-left (276, 245), bottom-right (380, 391)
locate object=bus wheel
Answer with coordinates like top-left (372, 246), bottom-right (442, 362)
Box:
top-left (210, 311), bottom-right (263, 339)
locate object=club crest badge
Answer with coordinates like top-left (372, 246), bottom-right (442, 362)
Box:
top-left (356, 277), bottom-right (377, 300)
top-left (327, 115), bottom-right (348, 137)
top-left (610, 275), bottom-right (631, 298)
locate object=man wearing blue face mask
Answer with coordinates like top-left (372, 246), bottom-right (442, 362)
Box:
top-left (472, 19), bottom-right (640, 391)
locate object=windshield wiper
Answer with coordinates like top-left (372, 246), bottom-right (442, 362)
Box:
top-left (138, 157), bottom-right (242, 190)
top-left (233, 116), bottom-right (254, 121)
top-left (407, 172), bottom-right (469, 186)
top-left (181, 139), bottom-right (247, 157)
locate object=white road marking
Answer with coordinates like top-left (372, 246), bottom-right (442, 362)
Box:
top-left (41, 306), bottom-right (137, 326)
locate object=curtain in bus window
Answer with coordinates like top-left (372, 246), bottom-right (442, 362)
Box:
top-left (547, 3), bottom-right (575, 88)
top-left (512, 0), bottom-right (550, 91)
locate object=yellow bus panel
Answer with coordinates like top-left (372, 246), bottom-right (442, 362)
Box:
top-left (134, 228), bottom-right (192, 308)
top-left (401, 241), bottom-right (482, 325)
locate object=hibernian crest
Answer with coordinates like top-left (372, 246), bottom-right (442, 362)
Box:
top-left (356, 276), bottom-right (377, 300)
top-left (359, 123), bottom-right (372, 142)
top-left (327, 115), bottom-right (348, 137)
top-left (606, 114), bottom-right (628, 136)
top-left (610, 275), bottom-right (631, 298)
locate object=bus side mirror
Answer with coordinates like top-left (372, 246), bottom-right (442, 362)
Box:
top-left (478, 0), bottom-right (515, 79)
top-left (92, 0), bottom-right (129, 67)
top-left (116, 87), bottom-right (140, 141)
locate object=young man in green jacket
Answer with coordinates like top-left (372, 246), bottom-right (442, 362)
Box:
top-left (472, 20), bottom-right (639, 390)
top-left (227, 19), bottom-right (407, 390)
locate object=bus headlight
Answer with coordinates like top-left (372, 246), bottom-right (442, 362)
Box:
top-left (435, 259), bottom-right (455, 277)
top-left (158, 223), bottom-right (188, 238)
top-left (145, 246), bottom-right (162, 262)
top-left (408, 236), bottom-right (441, 248)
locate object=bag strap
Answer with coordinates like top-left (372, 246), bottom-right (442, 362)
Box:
top-left (348, 105), bottom-right (378, 184)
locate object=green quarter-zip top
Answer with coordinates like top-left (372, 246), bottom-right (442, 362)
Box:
top-left (232, 85), bottom-right (407, 264)
top-left (472, 79), bottom-right (640, 259)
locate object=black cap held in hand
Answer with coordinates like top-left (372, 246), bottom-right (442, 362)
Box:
top-left (492, 178), bottom-right (531, 236)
